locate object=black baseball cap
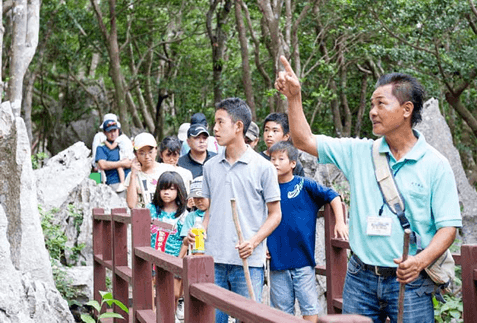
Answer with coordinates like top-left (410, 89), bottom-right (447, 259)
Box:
top-left (187, 124), bottom-right (209, 137)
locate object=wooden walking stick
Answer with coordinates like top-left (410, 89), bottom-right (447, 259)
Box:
top-left (230, 198), bottom-right (256, 301)
top-left (397, 229), bottom-right (411, 323)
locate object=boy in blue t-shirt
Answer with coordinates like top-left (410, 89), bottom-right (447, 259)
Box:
top-left (180, 176), bottom-right (209, 246)
top-left (267, 141), bottom-right (348, 323)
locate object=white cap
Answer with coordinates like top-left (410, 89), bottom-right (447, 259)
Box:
top-left (178, 123), bottom-right (190, 142)
top-left (100, 113), bottom-right (121, 129)
top-left (134, 133), bottom-right (157, 150)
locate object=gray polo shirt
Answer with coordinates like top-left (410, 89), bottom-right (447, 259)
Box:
top-left (202, 146), bottom-right (281, 267)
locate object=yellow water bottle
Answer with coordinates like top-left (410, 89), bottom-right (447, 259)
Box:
top-left (191, 217), bottom-right (205, 255)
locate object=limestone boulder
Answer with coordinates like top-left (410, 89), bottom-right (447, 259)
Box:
top-left (63, 265), bottom-right (94, 304)
top-left (35, 142), bottom-right (92, 210)
top-left (415, 98), bottom-right (477, 244)
top-left (60, 178), bottom-right (126, 266)
top-left (34, 143), bottom-right (126, 266)
top-left (0, 102), bottom-right (74, 322)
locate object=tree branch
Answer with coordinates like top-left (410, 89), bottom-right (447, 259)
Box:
top-left (90, 0), bottom-right (109, 43)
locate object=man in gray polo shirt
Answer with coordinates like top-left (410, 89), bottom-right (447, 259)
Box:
top-left (201, 98), bottom-right (281, 323)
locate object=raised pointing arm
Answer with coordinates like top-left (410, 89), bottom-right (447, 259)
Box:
top-left (275, 56), bottom-right (318, 157)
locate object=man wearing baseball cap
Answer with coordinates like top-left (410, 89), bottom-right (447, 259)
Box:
top-left (178, 123), bottom-right (217, 178)
top-left (95, 118), bottom-right (133, 197)
top-left (245, 121), bottom-right (260, 150)
top-left (125, 132), bottom-right (174, 208)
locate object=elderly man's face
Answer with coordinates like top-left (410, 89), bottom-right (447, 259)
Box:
top-left (369, 84), bottom-right (412, 137)
top-left (187, 133), bottom-right (208, 153)
top-left (105, 128), bottom-right (119, 142)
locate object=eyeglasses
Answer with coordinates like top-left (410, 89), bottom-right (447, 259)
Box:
top-left (137, 150), bottom-right (155, 157)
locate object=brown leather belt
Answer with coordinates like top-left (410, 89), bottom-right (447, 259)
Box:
top-left (353, 254), bottom-right (397, 277)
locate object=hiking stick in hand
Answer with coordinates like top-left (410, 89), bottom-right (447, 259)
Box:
top-left (398, 229), bottom-right (411, 323)
top-left (231, 198), bottom-right (256, 301)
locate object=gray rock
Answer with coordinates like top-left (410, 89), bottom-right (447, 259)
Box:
top-left (34, 142), bottom-right (126, 266)
top-left (35, 142), bottom-right (92, 210)
top-left (0, 102), bottom-right (74, 322)
top-left (64, 265), bottom-right (94, 304)
top-left (415, 98), bottom-right (477, 244)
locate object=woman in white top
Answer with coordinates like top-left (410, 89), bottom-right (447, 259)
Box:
top-left (125, 133), bottom-right (174, 208)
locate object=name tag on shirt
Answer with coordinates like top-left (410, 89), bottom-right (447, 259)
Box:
top-left (366, 216), bottom-right (392, 236)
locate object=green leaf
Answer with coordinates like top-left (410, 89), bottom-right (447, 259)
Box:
top-left (98, 312), bottom-right (125, 320)
top-left (85, 300), bottom-right (101, 313)
top-left (99, 291), bottom-right (113, 300)
top-left (107, 299), bottom-right (129, 313)
top-left (80, 313), bottom-right (96, 323)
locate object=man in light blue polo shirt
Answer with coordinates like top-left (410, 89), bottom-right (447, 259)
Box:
top-left (275, 56), bottom-right (462, 322)
top-left (201, 97), bottom-right (281, 323)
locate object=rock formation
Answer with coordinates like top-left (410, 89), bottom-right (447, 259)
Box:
top-left (34, 141), bottom-right (127, 304)
top-left (415, 98), bottom-right (477, 244)
top-left (0, 102), bottom-right (74, 322)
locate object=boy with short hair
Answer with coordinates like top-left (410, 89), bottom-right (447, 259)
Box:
top-left (267, 141), bottom-right (348, 323)
top-left (201, 97), bottom-right (281, 323)
top-left (261, 112), bottom-right (305, 176)
top-left (180, 176), bottom-right (209, 243)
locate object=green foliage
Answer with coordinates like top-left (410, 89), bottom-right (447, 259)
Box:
top-left (81, 291), bottom-right (129, 323)
top-left (51, 260), bottom-right (79, 306)
top-left (40, 206), bottom-right (67, 261)
top-left (26, 0), bottom-right (477, 173)
top-left (433, 294), bottom-right (463, 323)
top-left (433, 241), bottom-right (463, 322)
top-left (39, 204), bottom-right (86, 305)
top-left (31, 152), bottom-right (48, 170)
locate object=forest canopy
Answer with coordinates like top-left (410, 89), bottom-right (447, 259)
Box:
top-left (2, 0), bottom-right (476, 182)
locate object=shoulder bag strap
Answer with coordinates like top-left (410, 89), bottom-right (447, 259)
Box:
top-left (371, 138), bottom-right (410, 231)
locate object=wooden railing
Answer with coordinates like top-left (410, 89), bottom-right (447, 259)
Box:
top-left (93, 207), bottom-right (372, 323)
top-left (316, 203), bottom-right (477, 321)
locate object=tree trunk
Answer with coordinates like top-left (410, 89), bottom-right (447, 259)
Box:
top-left (235, 0), bottom-right (256, 119)
top-left (257, 0), bottom-right (286, 112)
top-left (241, 1), bottom-right (271, 88)
top-left (206, 0), bottom-right (233, 104)
top-left (445, 92), bottom-right (477, 139)
top-left (126, 42), bottom-right (155, 133)
top-left (338, 51), bottom-right (351, 137)
top-left (22, 5), bottom-right (58, 144)
top-left (107, 0), bottom-right (129, 135)
top-left (354, 72), bottom-right (368, 137)
top-left (8, 0), bottom-right (40, 118)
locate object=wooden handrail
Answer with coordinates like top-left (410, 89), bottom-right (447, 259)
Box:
top-left (93, 207), bottom-right (376, 323)
top-left (317, 203), bottom-right (477, 321)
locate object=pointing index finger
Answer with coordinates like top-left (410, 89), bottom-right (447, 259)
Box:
top-left (280, 55), bottom-right (294, 75)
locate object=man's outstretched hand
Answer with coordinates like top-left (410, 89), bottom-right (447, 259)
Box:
top-left (275, 56), bottom-right (301, 99)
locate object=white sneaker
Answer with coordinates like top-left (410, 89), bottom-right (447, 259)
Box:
top-left (176, 298), bottom-right (184, 320)
top-left (116, 183), bottom-right (126, 193)
top-left (175, 314), bottom-right (181, 323)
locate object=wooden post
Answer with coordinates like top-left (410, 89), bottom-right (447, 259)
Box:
top-left (131, 208), bottom-right (153, 322)
top-left (183, 255), bottom-right (215, 323)
top-left (324, 203), bottom-right (348, 313)
top-left (155, 266), bottom-right (175, 323)
top-left (112, 208), bottom-right (129, 323)
top-left (93, 208), bottom-right (106, 307)
top-left (461, 244), bottom-right (477, 322)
